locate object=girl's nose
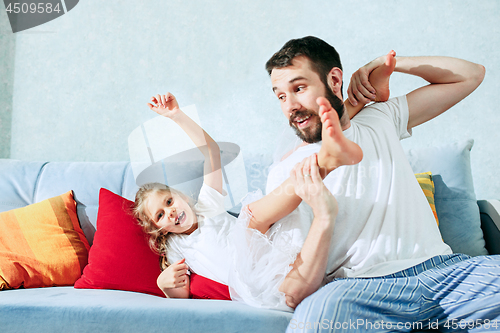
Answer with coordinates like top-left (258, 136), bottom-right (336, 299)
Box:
top-left (169, 207), bottom-right (176, 218)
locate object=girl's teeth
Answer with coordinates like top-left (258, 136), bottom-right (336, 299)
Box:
top-left (177, 212), bottom-right (184, 225)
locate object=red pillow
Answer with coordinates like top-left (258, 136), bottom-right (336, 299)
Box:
top-left (74, 188), bottom-right (164, 297)
top-left (75, 188), bottom-right (232, 300)
top-left (190, 272), bottom-right (231, 300)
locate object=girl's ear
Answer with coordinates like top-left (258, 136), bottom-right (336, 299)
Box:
top-left (326, 67), bottom-right (343, 97)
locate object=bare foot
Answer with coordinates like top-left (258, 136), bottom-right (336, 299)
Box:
top-left (369, 50), bottom-right (396, 102)
top-left (316, 97), bottom-right (363, 176)
top-left (345, 50), bottom-right (396, 119)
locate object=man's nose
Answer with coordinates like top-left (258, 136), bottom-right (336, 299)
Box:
top-left (284, 96), bottom-right (301, 115)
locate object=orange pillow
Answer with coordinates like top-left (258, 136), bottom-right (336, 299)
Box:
top-left (0, 191), bottom-right (90, 289)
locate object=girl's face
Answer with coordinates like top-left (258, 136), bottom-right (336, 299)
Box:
top-left (145, 190), bottom-right (196, 234)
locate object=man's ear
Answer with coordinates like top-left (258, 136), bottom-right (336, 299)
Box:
top-left (326, 67), bottom-right (343, 97)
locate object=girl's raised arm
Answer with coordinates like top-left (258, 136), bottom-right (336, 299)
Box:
top-left (148, 93), bottom-right (223, 194)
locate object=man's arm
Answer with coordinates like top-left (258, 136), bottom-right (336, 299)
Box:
top-left (278, 155), bottom-right (338, 309)
top-left (348, 54), bottom-right (485, 130)
top-left (395, 56), bottom-right (485, 129)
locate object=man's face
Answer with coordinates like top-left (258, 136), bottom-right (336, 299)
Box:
top-left (270, 56), bottom-right (344, 143)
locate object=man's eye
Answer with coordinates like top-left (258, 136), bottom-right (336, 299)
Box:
top-left (278, 95), bottom-right (285, 101)
top-left (296, 86), bottom-right (305, 92)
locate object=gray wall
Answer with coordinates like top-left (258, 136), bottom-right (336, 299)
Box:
top-left (0, 0), bottom-right (499, 199)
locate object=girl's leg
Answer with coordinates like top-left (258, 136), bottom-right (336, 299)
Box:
top-left (247, 100), bottom-right (361, 234)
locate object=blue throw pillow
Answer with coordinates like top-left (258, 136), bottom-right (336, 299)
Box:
top-left (405, 139), bottom-right (488, 256)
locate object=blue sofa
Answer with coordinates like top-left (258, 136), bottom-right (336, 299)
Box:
top-left (0, 158), bottom-right (293, 333)
top-left (1, 139), bottom-right (499, 333)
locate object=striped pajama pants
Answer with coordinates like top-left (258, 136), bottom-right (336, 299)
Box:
top-left (287, 254), bottom-right (500, 332)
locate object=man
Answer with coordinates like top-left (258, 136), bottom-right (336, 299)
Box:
top-left (265, 36), bottom-right (499, 332)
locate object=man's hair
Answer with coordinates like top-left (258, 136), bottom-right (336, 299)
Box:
top-left (265, 36), bottom-right (343, 94)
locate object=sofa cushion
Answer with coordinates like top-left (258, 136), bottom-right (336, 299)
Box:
top-left (34, 161), bottom-right (135, 246)
top-left (406, 139), bottom-right (488, 256)
top-left (415, 172), bottom-right (439, 225)
top-left (74, 188), bottom-right (164, 297)
top-left (0, 287), bottom-right (292, 333)
top-left (0, 159), bottom-right (46, 211)
top-left (0, 191), bottom-right (90, 289)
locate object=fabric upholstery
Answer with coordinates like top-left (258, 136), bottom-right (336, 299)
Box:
top-left (415, 172), bottom-right (439, 225)
top-left (406, 139), bottom-right (488, 256)
top-left (74, 188), bottom-right (164, 297)
top-left (34, 161), bottom-right (137, 245)
top-left (0, 191), bottom-right (90, 289)
top-left (0, 287), bottom-right (292, 333)
top-left (190, 272), bottom-right (231, 300)
top-left (0, 147), bottom-right (491, 332)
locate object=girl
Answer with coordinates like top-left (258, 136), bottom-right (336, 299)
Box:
top-left (133, 92), bottom-right (362, 311)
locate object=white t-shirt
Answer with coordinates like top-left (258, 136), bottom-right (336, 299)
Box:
top-left (266, 96), bottom-right (452, 279)
top-left (166, 184), bottom-right (232, 284)
top-left (165, 185), bottom-right (299, 311)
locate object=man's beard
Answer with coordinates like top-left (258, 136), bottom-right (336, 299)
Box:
top-left (289, 88), bottom-right (344, 144)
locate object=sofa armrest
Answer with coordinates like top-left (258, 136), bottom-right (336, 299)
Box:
top-left (478, 199), bottom-right (500, 255)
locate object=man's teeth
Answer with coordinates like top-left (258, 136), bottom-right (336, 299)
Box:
top-left (295, 115), bottom-right (311, 123)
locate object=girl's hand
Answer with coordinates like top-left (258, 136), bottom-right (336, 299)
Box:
top-left (290, 154), bottom-right (338, 219)
top-left (147, 92), bottom-right (181, 119)
top-left (157, 258), bottom-right (189, 290)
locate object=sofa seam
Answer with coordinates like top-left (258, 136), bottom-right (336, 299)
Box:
top-left (33, 162), bottom-right (49, 203)
top-left (121, 162), bottom-right (129, 196)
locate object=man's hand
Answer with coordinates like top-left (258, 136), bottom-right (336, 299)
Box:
top-left (291, 153), bottom-right (338, 220)
top-left (348, 50), bottom-right (396, 106)
top-left (148, 92), bottom-right (181, 119)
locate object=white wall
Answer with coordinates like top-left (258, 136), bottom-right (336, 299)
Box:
top-left (1, 0), bottom-right (499, 199)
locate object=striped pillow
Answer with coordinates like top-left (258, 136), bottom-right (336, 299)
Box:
top-left (0, 191), bottom-right (90, 290)
top-left (415, 172), bottom-right (439, 225)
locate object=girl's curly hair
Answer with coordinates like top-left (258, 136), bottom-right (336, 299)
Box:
top-left (132, 182), bottom-right (195, 269)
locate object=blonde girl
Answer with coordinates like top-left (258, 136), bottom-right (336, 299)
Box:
top-left (133, 92), bottom-right (362, 310)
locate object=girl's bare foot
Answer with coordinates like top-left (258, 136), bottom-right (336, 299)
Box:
top-left (345, 50), bottom-right (396, 119)
top-left (316, 97), bottom-right (363, 176)
top-left (369, 50), bottom-right (396, 102)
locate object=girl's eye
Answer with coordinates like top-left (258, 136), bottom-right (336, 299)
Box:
top-left (157, 212), bottom-right (164, 220)
top-left (167, 198), bottom-right (173, 205)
